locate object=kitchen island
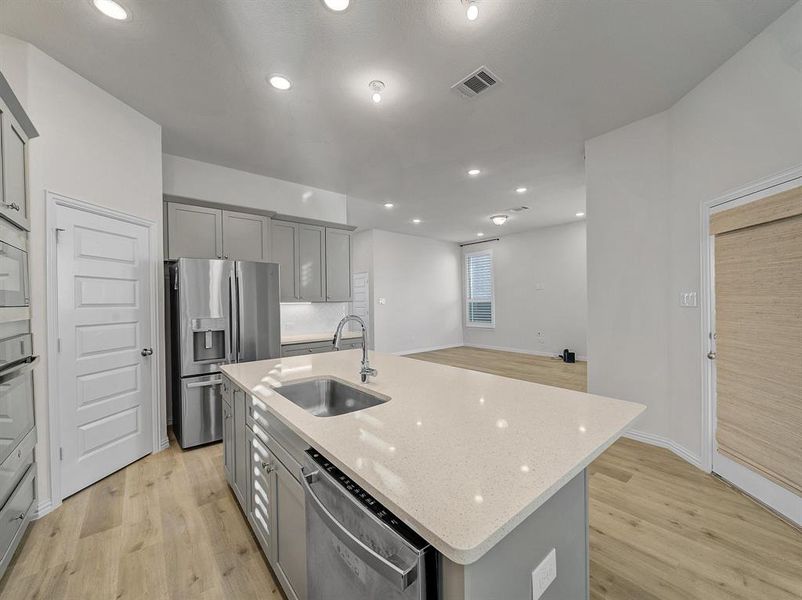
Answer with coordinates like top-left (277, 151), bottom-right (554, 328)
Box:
top-left (221, 350), bottom-right (644, 599)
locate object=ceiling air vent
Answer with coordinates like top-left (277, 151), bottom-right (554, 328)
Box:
top-left (452, 66), bottom-right (501, 98)
top-left (508, 206), bottom-right (530, 213)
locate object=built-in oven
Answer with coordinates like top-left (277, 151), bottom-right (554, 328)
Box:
top-left (303, 449), bottom-right (439, 600)
top-left (0, 240), bottom-right (29, 308)
top-left (0, 330), bottom-right (36, 476)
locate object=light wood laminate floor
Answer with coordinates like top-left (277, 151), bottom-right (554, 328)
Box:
top-left (2, 346), bottom-right (800, 599)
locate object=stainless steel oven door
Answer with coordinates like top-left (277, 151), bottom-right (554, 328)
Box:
top-left (0, 357), bottom-right (36, 466)
top-left (0, 241), bottom-right (29, 307)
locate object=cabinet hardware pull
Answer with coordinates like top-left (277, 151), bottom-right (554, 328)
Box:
top-left (3, 202), bottom-right (20, 212)
top-left (261, 461), bottom-right (276, 473)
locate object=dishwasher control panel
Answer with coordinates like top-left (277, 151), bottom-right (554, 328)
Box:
top-left (307, 449), bottom-right (427, 549)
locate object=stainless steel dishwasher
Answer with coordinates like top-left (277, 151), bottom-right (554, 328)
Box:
top-left (303, 449), bottom-right (439, 600)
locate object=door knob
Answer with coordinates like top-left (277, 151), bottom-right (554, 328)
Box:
top-left (141, 348), bottom-right (154, 357)
top-left (707, 351), bottom-right (717, 360)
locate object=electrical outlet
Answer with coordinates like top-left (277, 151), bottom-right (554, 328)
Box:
top-left (531, 548), bottom-right (557, 599)
top-left (378, 297), bottom-right (386, 305)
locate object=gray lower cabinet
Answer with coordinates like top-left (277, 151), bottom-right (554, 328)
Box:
top-left (223, 374), bottom-right (307, 600)
top-left (273, 459), bottom-right (307, 600)
top-left (222, 209), bottom-right (270, 261)
top-left (325, 228), bottom-right (352, 301)
top-left (222, 394), bottom-right (234, 486)
top-left (232, 387), bottom-right (248, 508)
top-left (167, 202), bottom-right (223, 259)
top-left (247, 428), bottom-right (274, 557)
top-left (281, 337), bottom-right (362, 357)
top-left (271, 220), bottom-right (300, 301)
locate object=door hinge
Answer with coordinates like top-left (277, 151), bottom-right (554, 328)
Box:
top-left (55, 227), bottom-right (65, 242)
top-left (57, 338), bottom-right (62, 352)
top-left (59, 447), bottom-right (63, 461)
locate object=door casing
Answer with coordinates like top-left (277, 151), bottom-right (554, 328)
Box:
top-left (701, 165), bottom-right (802, 525)
top-left (44, 191), bottom-right (163, 516)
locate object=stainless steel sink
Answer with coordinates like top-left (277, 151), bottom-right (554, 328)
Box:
top-left (276, 377), bottom-right (388, 417)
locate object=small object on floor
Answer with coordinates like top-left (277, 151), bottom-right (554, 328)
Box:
top-left (561, 349), bottom-right (576, 363)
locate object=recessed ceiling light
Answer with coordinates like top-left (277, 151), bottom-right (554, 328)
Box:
top-left (323, 0), bottom-right (350, 11)
top-left (92, 0), bottom-right (130, 20)
top-left (268, 75), bottom-right (292, 90)
top-left (515, 187), bottom-right (527, 194)
top-left (412, 218), bottom-right (422, 224)
top-left (384, 202), bottom-right (394, 208)
top-left (467, 168), bottom-right (481, 176)
top-left (477, 232), bottom-right (485, 237)
top-left (576, 211), bottom-right (585, 217)
top-left (466, 1), bottom-right (479, 21)
top-left (490, 215), bottom-right (508, 226)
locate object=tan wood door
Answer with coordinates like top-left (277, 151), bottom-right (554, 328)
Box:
top-left (710, 184), bottom-right (802, 507)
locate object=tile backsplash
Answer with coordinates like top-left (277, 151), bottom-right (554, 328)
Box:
top-left (280, 302), bottom-right (352, 337)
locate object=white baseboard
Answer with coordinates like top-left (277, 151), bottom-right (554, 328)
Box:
top-left (396, 344), bottom-right (463, 356)
top-left (464, 343), bottom-right (588, 362)
top-left (624, 429), bottom-right (705, 471)
top-left (32, 498), bottom-right (57, 520)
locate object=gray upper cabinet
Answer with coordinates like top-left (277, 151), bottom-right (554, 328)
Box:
top-left (271, 220), bottom-right (300, 301)
top-left (167, 203), bottom-right (222, 259)
top-left (325, 229), bottom-right (352, 302)
top-left (222, 210), bottom-right (270, 261)
top-left (298, 224), bottom-right (325, 302)
top-left (0, 109), bottom-right (30, 231)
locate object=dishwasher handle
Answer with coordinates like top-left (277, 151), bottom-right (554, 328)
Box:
top-left (301, 468), bottom-right (419, 591)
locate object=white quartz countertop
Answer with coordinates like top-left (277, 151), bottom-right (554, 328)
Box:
top-left (280, 331), bottom-right (361, 345)
top-left (221, 351), bottom-right (644, 564)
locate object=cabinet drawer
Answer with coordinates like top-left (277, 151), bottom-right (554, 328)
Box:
top-left (281, 343), bottom-right (333, 358)
top-left (0, 464), bottom-right (34, 568)
top-left (0, 428), bottom-right (34, 509)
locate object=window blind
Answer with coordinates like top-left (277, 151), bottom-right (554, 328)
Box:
top-left (465, 250), bottom-right (494, 326)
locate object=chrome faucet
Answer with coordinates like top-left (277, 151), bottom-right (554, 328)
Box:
top-left (333, 315), bottom-right (377, 383)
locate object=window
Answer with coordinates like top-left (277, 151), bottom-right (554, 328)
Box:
top-left (465, 249), bottom-right (494, 327)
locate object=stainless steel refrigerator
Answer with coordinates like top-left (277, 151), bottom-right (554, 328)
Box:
top-left (168, 258), bottom-right (280, 449)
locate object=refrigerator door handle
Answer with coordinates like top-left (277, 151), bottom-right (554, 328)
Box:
top-left (236, 266), bottom-right (245, 363)
top-left (228, 272), bottom-right (238, 364)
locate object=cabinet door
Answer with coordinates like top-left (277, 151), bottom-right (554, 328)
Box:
top-left (232, 387), bottom-right (248, 509)
top-left (273, 461), bottom-right (307, 600)
top-left (222, 210), bottom-right (270, 261)
top-left (0, 111), bottom-right (30, 230)
top-left (325, 229), bottom-right (352, 302)
top-left (248, 429), bottom-right (275, 560)
top-left (298, 224), bottom-right (325, 302)
top-left (167, 203), bottom-right (222, 259)
top-left (271, 221), bottom-right (299, 301)
top-left (222, 400), bottom-right (234, 486)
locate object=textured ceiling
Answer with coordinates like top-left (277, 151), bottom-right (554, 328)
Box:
top-left (0, 0), bottom-right (794, 241)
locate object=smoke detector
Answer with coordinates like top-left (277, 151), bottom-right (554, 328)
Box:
top-left (452, 66), bottom-right (501, 98)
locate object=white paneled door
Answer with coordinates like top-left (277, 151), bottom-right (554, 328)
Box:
top-left (56, 203), bottom-right (154, 498)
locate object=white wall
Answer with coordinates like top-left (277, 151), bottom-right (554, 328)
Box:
top-left (354, 229), bottom-right (463, 354)
top-left (463, 222), bottom-right (588, 358)
top-left (0, 35), bottom-right (165, 509)
top-left (585, 1), bottom-right (802, 465)
top-left (162, 154), bottom-right (348, 224)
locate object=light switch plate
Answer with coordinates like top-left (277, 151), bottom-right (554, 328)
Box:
top-left (531, 548), bottom-right (557, 599)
